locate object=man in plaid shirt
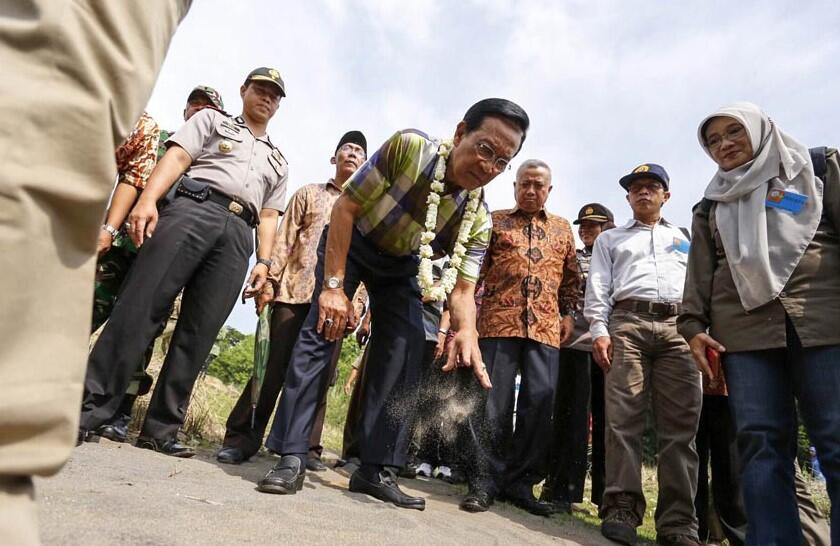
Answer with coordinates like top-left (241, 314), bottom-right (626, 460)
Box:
top-left (256, 98), bottom-right (530, 511)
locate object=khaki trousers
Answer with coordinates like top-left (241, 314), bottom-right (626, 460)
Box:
top-left (0, 1), bottom-right (189, 543)
top-left (601, 309), bottom-right (702, 536)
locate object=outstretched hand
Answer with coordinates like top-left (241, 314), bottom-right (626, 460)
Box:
top-left (442, 329), bottom-right (492, 389)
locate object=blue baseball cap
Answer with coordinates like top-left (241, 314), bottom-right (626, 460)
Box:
top-left (619, 163), bottom-right (670, 191)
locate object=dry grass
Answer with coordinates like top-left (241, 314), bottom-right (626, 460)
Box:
top-left (127, 346), bottom-right (240, 445)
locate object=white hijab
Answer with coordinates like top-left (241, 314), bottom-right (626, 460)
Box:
top-left (698, 102), bottom-right (823, 311)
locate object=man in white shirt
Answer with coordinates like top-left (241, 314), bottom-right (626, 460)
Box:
top-left (584, 164), bottom-right (702, 546)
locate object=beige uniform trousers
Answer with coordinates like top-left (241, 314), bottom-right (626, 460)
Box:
top-left (600, 309), bottom-right (703, 537)
top-left (0, 1), bottom-right (190, 543)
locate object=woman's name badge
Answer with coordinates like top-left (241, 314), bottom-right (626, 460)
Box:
top-left (766, 188), bottom-right (807, 214)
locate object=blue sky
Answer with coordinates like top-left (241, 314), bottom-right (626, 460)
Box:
top-left (145, 0), bottom-right (840, 333)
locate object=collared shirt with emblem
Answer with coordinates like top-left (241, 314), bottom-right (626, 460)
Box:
top-left (167, 109), bottom-right (288, 214)
top-left (343, 129), bottom-right (492, 283)
top-left (585, 217), bottom-right (690, 339)
top-left (268, 180), bottom-right (342, 304)
top-left (476, 208), bottom-right (579, 349)
top-left (115, 111), bottom-right (160, 189)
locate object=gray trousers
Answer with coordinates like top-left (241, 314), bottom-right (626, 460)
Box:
top-left (601, 309), bottom-right (702, 537)
top-left (81, 196), bottom-right (252, 440)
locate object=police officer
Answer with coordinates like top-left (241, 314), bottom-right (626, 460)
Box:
top-left (79, 67), bottom-right (288, 458)
top-left (90, 85), bottom-right (225, 444)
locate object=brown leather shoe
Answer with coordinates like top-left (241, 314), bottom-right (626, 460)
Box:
top-left (601, 494), bottom-right (639, 545)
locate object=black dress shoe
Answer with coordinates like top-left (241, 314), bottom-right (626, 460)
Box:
top-left (135, 437), bottom-right (195, 458)
top-left (460, 490), bottom-right (493, 513)
top-left (77, 429), bottom-right (99, 446)
top-left (257, 455), bottom-right (305, 494)
top-left (349, 467), bottom-right (425, 510)
top-left (398, 461), bottom-right (418, 479)
top-left (95, 423), bottom-right (128, 443)
top-left (306, 458), bottom-right (327, 472)
top-left (216, 446), bottom-right (246, 465)
top-left (502, 492), bottom-right (556, 517)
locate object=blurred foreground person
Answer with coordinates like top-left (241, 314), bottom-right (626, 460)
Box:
top-left (0, 2), bottom-right (190, 543)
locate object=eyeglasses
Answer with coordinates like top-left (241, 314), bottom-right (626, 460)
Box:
top-left (475, 142), bottom-right (512, 172)
top-left (338, 143), bottom-right (366, 158)
top-left (706, 125), bottom-right (746, 151)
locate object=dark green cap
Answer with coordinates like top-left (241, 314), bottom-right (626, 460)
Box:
top-left (187, 85), bottom-right (224, 110)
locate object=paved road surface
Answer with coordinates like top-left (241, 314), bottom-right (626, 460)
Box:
top-left (37, 440), bottom-right (611, 545)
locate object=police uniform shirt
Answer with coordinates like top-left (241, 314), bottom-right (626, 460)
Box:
top-left (167, 108), bottom-right (288, 214)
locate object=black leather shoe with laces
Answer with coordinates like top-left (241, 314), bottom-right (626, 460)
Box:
top-left (95, 419), bottom-right (128, 443)
top-left (460, 489), bottom-right (493, 513)
top-left (349, 467), bottom-right (425, 510)
top-left (216, 446), bottom-right (247, 465)
top-left (258, 455), bottom-right (306, 494)
top-left (502, 491), bottom-right (556, 517)
top-left (135, 437), bottom-right (195, 458)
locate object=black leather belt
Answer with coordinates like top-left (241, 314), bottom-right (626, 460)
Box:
top-left (206, 189), bottom-right (256, 227)
top-left (614, 299), bottom-right (681, 317)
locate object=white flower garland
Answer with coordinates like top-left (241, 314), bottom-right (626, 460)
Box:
top-left (417, 139), bottom-right (482, 302)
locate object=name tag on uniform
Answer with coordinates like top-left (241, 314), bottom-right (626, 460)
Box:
top-left (766, 188), bottom-right (807, 214)
top-left (672, 238), bottom-right (690, 253)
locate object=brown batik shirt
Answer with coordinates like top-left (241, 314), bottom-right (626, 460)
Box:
top-left (267, 180), bottom-right (342, 304)
top-left (477, 208), bottom-right (580, 349)
top-left (115, 111), bottom-right (160, 189)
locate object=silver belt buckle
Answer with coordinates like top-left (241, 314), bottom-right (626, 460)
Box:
top-left (228, 201), bottom-right (244, 216)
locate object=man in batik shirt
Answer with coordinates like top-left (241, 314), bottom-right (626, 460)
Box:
top-left (216, 131), bottom-right (368, 468)
top-left (256, 98), bottom-right (530, 512)
top-left (92, 111), bottom-right (161, 330)
top-left (460, 159), bottom-right (579, 516)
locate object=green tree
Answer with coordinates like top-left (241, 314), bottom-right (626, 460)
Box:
top-left (208, 333), bottom-right (254, 386)
top-left (215, 326), bottom-right (246, 354)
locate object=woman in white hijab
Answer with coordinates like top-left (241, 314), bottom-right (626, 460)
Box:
top-left (678, 102), bottom-right (840, 546)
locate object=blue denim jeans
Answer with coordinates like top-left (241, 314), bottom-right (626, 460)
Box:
top-left (724, 318), bottom-right (839, 546)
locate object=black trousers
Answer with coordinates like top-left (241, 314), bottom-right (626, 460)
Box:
top-left (80, 197), bottom-right (252, 440)
top-left (590, 359), bottom-right (606, 506)
top-left (466, 337), bottom-right (559, 497)
top-left (695, 395), bottom-right (746, 544)
top-left (341, 343), bottom-right (370, 462)
top-left (544, 348), bottom-right (591, 503)
top-left (265, 228), bottom-right (424, 467)
top-left (222, 303), bottom-right (309, 458)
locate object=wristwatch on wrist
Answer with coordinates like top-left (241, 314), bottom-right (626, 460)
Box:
top-left (323, 276), bottom-right (343, 290)
top-left (256, 258), bottom-right (273, 269)
top-left (102, 224), bottom-right (119, 240)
